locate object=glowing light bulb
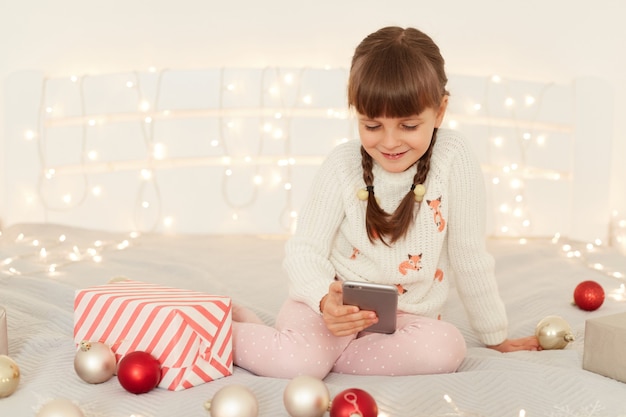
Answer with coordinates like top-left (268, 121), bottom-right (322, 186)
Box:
top-left (92, 186), bottom-right (102, 196)
top-left (448, 120), bottom-right (458, 129)
top-left (88, 119), bottom-right (96, 126)
top-left (70, 75), bottom-right (79, 83)
top-left (284, 183), bottom-right (292, 190)
top-left (63, 194), bottom-right (72, 204)
top-left (253, 175), bottom-right (263, 185)
top-left (491, 75), bottom-right (501, 83)
top-left (284, 73), bottom-right (294, 84)
top-left (126, 81), bottom-right (134, 88)
top-left (492, 177), bottom-right (500, 185)
top-left (140, 169), bottom-right (152, 180)
top-left (273, 129), bottom-right (284, 139)
top-left (24, 130), bottom-right (36, 140)
top-left (525, 96), bottom-right (535, 106)
top-left (139, 101), bottom-right (150, 112)
top-left (505, 97), bottom-right (514, 107)
top-left (302, 95), bottom-right (312, 104)
top-left (87, 150), bottom-right (98, 160)
top-left (153, 143), bottom-right (166, 160)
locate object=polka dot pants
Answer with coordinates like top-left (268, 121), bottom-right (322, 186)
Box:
top-left (232, 299), bottom-right (466, 379)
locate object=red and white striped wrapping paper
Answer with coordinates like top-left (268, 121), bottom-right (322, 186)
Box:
top-left (74, 280), bottom-right (232, 391)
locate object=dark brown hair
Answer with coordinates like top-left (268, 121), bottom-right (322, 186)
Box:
top-left (348, 26), bottom-right (449, 245)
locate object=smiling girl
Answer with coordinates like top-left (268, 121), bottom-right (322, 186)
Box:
top-left (232, 26), bottom-right (539, 380)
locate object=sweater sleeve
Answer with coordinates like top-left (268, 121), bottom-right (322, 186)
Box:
top-left (282, 147), bottom-right (350, 313)
top-left (445, 137), bottom-right (509, 346)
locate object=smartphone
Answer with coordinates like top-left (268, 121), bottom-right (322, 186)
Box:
top-left (342, 281), bottom-right (398, 334)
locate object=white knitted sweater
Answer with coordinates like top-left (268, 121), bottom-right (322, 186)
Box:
top-left (283, 128), bottom-right (508, 346)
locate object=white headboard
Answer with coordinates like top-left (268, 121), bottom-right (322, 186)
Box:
top-left (2, 68), bottom-right (613, 242)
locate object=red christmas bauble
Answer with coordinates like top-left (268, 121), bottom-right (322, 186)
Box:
top-left (329, 388), bottom-right (378, 417)
top-left (573, 280), bottom-right (605, 311)
top-left (116, 351), bottom-right (161, 394)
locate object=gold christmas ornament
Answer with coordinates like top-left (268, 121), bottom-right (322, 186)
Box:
top-left (205, 384), bottom-right (258, 417)
top-left (283, 375), bottom-right (330, 417)
top-left (535, 315), bottom-right (575, 350)
top-left (74, 340), bottom-right (116, 384)
top-left (0, 354), bottom-right (20, 398)
top-left (36, 398), bottom-right (85, 417)
top-left (107, 276), bottom-right (130, 283)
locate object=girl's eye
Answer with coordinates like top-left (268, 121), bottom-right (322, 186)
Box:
top-left (402, 124), bottom-right (418, 130)
top-left (364, 125), bottom-right (380, 131)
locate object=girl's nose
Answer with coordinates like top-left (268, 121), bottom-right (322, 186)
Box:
top-left (381, 129), bottom-right (401, 148)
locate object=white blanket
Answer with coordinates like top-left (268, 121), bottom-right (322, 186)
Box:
top-left (1, 223), bottom-right (626, 416)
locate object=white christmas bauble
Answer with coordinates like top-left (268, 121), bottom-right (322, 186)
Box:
top-left (36, 398), bottom-right (85, 417)
top-left (205, 385), bottom-right (258, 417)
top-left (74, 340), bottom-right (116, 384)
top-left (283, 375), bottom-right (330, 417)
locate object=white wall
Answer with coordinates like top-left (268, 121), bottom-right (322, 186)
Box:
top-left (2, 0), bottom-right (625, 230)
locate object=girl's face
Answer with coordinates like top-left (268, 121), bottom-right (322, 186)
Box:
top-left (358, 99), bottom-right (448, 173)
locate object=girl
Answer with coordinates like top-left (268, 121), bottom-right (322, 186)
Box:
top-left (232, 26), bottom-right (539, 380)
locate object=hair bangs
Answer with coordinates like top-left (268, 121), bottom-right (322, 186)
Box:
top-left (349, 45), bottom-right (443, 119)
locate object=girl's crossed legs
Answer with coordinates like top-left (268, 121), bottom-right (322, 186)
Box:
top-left (232, 299), bottom-right (466, 379)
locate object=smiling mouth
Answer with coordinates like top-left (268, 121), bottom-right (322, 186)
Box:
top-left (382, 151), bottom-right (407, 160)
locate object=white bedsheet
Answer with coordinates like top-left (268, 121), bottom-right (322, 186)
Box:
top-left (1, 223), bottom-right (626, 416)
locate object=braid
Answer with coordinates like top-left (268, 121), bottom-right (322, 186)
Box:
top-left (361, 128), bottom-right (438, 245)
top-left (361, 147), bottom-right (391, 243)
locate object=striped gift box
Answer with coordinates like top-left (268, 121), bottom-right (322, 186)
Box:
top-left (74, 280), bottom-right (232, 391)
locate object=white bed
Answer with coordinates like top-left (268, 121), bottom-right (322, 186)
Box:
top-left (1, 68), bottom-right (626, 416)
top-left (1, 222), bottom-right (626, 416)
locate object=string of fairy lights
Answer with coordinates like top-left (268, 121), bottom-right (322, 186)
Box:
top-left (3, 67), bottom-right (626, 279)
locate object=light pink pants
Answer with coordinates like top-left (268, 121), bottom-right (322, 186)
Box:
top-left (232, 299), bottom-right (466, 379)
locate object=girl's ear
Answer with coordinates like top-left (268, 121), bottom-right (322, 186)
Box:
top-left (434, 95), bottom-right (449, 128)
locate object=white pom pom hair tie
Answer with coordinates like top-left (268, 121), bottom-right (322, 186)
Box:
top-left (356, 185), bottom-right (374, 201)
top-left (357, 184), bottom-right (426, 203)
top-left (412, 184), bottom-right (426, 202)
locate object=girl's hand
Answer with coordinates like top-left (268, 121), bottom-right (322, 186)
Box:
top-left (487, 336), bottom-right (541, 352)
top-left (320, 281), bottom-right (379, 336)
